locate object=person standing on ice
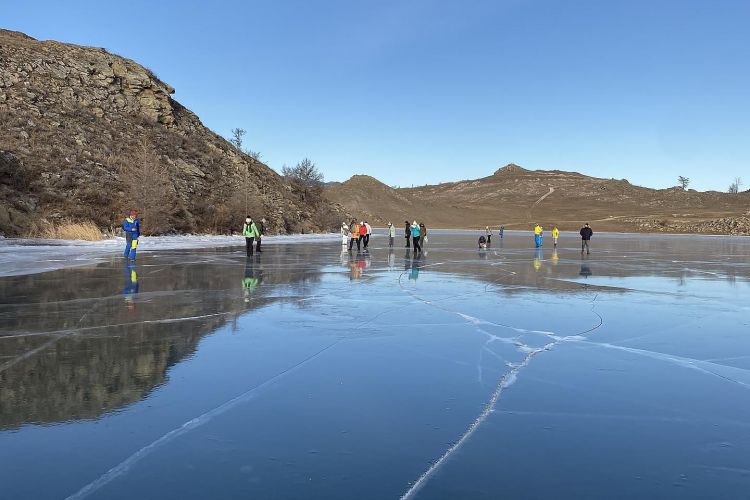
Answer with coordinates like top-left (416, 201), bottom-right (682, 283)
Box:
top-left (410, 221), bottom-right (422, 253)
top-left (580, 223), bottom-right (593, 255)
top-left (242, 216), bottom-right (259, 256)
top-left (404, 220), bottom-right (411, 248)
top-left (419, 222), bottom-right (427, 247)
top-left (121, 210), bottom-right (141, 260)
top-left (359, 221), bottom-right (368, 249)
top-left (256, 218), bottom-right (266, 253)
top-left (341, 222), bottom-right (349, 246)
top-left (388, 222), bottom-right (396, 247)
top-left (349, 220), bottom-right (361, 251)
top-left (485, 226), bottom-right (492, 245)
top-left (499, 225), bottom-right (504, 238)
top-left (364, 221), bottom-right (372, 248)
top-left (534, 223), bottom-right (543, 248)
top-left (552, 226), bottom-right (560, 247)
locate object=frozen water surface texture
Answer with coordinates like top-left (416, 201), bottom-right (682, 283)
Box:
top-left (1, 231), bottom-right (749, 499)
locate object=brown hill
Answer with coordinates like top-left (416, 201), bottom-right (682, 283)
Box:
top-left (0, 29), bottom-right (340, 236)
top-left (327, 164), bottom-right (750, 235)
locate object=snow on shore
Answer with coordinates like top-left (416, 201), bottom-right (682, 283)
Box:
top-left (0, 233), bottom-right (338, 277)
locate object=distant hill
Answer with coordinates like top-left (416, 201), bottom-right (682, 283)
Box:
top-left (326, 164), bottom-right (750, 235)
top-left (0, 29), bottom-right (341, 236)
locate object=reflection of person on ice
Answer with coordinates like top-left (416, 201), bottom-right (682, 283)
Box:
top-left (534, 223), bottom-right (543, 248)
top-left (122, 262), bottom-right (139, 311)
top-left (122, 210), bottom-right (141, 260)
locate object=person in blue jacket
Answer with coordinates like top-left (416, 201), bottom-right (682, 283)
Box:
top-left (122, 210), bottom-right (141, 260)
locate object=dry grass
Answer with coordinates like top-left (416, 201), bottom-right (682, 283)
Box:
top-left (36, 221), bottom-right (104, 241)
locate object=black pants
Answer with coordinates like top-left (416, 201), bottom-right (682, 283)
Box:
top-left (256, 237), bottom-right (262, 253)
top-left (364, 234), bottom-right (370, 248)
top-left (582, 240), bottom-right (590, 254)
top-left (412, 236), bottom-right (421, 252)
top-left (245, 237), bottom-right (254, 256)
top-left (487, 234), bottom-right (491, 244)
top-left (350, 236), bottom-right (361, 251)
top-left (405, 235), bottom-right (410, 248)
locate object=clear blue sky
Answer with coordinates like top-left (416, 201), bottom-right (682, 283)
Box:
top-left (3, 0), bottom-right (748, 191)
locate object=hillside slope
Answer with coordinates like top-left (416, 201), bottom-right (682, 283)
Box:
top-left (327, 164), bottom-right (750, 234)
top-left (0, 29), bottom-right (339, 236)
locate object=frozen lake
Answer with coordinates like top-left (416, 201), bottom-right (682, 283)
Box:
top-left (1, 231), bottom-right (749, 499)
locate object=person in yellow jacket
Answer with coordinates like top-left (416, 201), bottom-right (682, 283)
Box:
top-left (533, 224), bottom-right (543, 248)
top-left (552, 226), bottom-right (560, 247)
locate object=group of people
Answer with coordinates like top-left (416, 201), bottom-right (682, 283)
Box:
top-left (402, 220), bottom-right (427, 253)
top-left (242, 216), bottom-right (266, 256)
top-left (340, 219), bottom-right (428, 253)
top-left (478, 223), bottom-right (594, 254)
top-left (341, 220), bottom-right (373, 251)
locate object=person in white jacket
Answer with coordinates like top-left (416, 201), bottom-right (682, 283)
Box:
top-left (387, 222), bottom-right (396, 247)
top-left (364, 221), bottom-right (372, 248)
top-left (340, 222), bottom-right (349, 246)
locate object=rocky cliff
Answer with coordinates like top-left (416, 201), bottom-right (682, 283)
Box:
top-left (0, 29), bottom-right (339, 236)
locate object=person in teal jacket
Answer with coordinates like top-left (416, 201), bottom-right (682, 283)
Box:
top-left (122, 210), bottom-right (141, 260)
top-left (242, 216), bottom-right (260, 256)
top-left (410, 221), bottom-right (422, 253)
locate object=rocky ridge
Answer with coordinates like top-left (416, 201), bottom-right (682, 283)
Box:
top-left (0, 29), bottom-right (340, 236)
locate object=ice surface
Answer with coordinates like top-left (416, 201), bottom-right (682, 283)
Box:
top-left (1, 231), bottom-right (749, 499)
top-left (0, 233), bottom-right (338, 277)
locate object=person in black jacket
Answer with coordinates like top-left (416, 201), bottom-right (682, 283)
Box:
top-left (580, 223), bottom-right (593, 255)
top-left (404, 220), bottom-right (411, 248)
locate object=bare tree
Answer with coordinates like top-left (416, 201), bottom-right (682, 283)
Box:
top-left (230, 128), bottom-right (246, 151)
top-left (728, 177), bottom-right (743, 194)
top-left (282, 158), bottom-right (324, 202)
top-left (677, 176), bottom-right (690, 190)
top-left (119, 138), bottom-right (178, 234)
top-left (246, 149), bottom-right (262, 160)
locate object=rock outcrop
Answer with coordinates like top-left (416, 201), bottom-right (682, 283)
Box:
top-left (0, 29), bottom-right (340, 236)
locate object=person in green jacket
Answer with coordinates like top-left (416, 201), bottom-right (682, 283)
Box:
top-left (242, 216), bottom-right (260, 256)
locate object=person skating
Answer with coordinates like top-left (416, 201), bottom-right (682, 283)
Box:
top-left (499, 225), bottom-right (504, 239)
top-left (404, 220), bottom-right (411, 248)
top-left (242, 216), bottom-right (260, 256)
top-left (364, 221), bottom-right (372, 248)
top-left (552, 226), bottom-right (560, 248)
top-left (388, 222), bottom-right (395, 247)
top-left (256, 217), bottom-right (266, 253)
top-left (410, 221), bottom-right (422, 253)
top-left (485, 226), bottom-right (492, 245)
top-left (349, 220), bottom-right (361, 251)
top-left (580, 223), bottom-right (593, 255)
top-left (419, 222), bottom-right (427, 248)
top-left (534, 223), bottom-right (543, 248)
top-left (122, 210), bottom-right (141, 260)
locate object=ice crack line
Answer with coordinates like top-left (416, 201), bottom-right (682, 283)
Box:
top-left (398, 278), bottom-right (602, 499)
top-left (64, 341), bottom-right (338, 500)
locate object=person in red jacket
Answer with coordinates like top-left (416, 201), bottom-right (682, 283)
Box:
top-left (358, 221), bottom-right (367, 250)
